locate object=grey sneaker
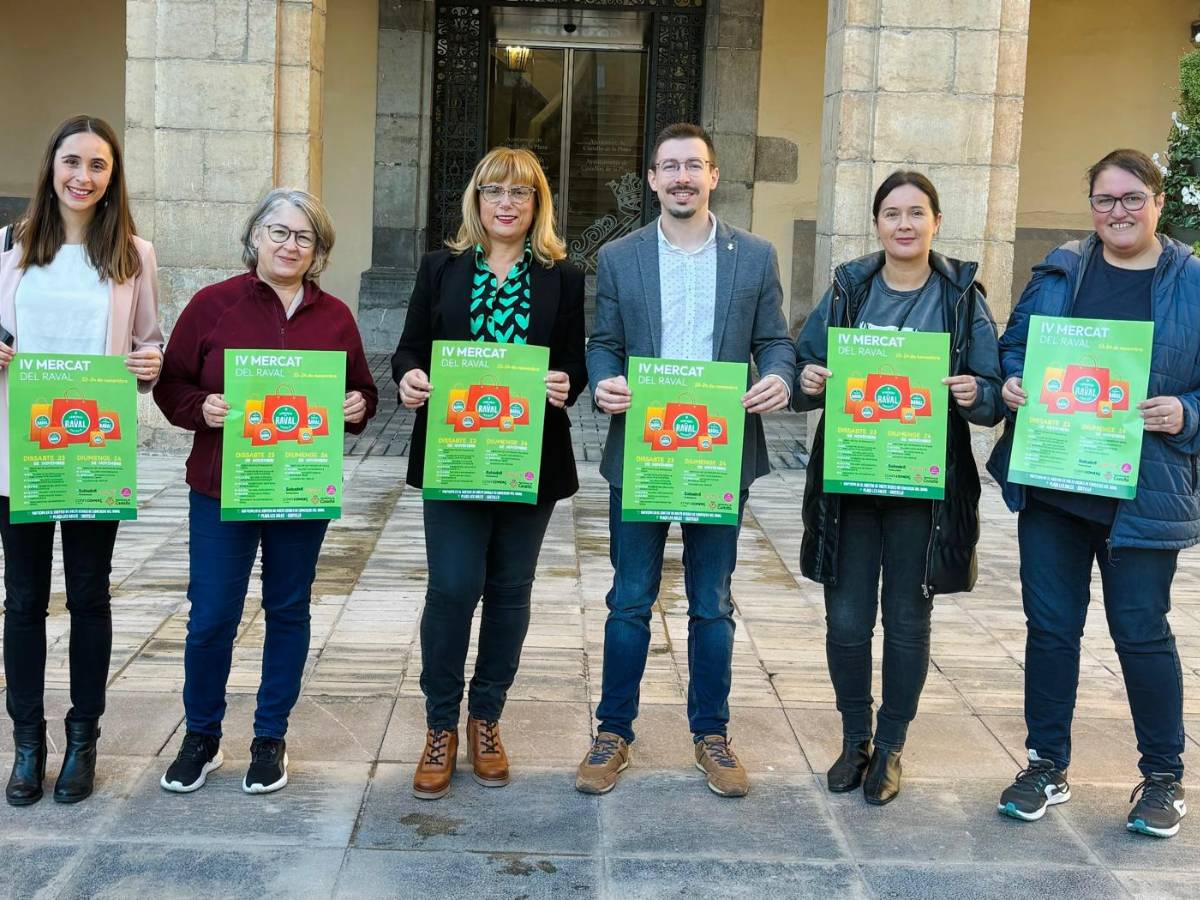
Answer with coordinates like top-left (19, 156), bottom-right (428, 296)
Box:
top-left (695, 735), bottom-right (749, 797)
top-left (575, 732), bottom-right (630, 795)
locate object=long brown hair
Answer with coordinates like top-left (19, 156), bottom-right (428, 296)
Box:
top-left (16, 115), bottom-right (141, 283)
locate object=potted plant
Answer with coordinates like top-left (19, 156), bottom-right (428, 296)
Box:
top-left (1160, 50), bottom-right (1200, 245)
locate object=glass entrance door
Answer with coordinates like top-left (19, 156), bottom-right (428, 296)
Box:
top-left (488, 44), bottom-right (647, 273)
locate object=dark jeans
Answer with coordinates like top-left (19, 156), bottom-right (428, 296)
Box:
top-left (823, 495), bottom-right (933, 752)
top-left (595, 486), bottom-right (747, 743)
top-left (0, 496), bottom-right (118, 727)
top-left (420, 497), bottom-right (556, 730)
top-left (183, 491), bottom-right (329, 740)
top-left (1019, 499), bottom-right (1185, 778)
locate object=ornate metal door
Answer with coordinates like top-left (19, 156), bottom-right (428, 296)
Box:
top-left (428, 1), bottom-right (706, 254)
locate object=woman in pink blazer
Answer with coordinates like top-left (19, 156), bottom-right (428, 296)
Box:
top-left (0, 115), bottom-right (163, 806)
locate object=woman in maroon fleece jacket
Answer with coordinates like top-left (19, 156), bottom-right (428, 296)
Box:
top-left (153, 189), bottom-right (377, 796)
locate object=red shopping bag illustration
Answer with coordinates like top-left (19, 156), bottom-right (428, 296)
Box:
top-left (705, 415), bottom-right (729, 445)
top-left (663, 402), bottom-right (707, 448)
top-left (96, 410), bottom-right (122, 440)
top-left (909, 387), bottom-right (932, 417)
top-left (507, 395), bottom-right (531, 426)
top-left (466, 384), bottom-right (510, 429)
top-left (1108, 380), bottom-right (1131, 411)
top-left (305, 406), bottom-right (330, 437)
top-left (51, 397), bottom-right (101, 445)
top-left (1062, 364), bottom-right (1109, 413)
top-left (29, 400), bottom-right (53, 442)
top-left (862, 373), bottom-right (911, 421)
top-left (262, 391), bottom-right (309, 438)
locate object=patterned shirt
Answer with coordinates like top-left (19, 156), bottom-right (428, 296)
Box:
top-left (658, 214), bottom-right (718, 361)
top-left (471, 242), bottom-right (532, 345)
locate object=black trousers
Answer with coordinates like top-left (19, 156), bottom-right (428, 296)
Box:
top-left (419, 498), bottom-right (556, 730)
top-left (823, 495), bottom-right (934, 752)
top-left (0, 497), bottom-right (119, 727)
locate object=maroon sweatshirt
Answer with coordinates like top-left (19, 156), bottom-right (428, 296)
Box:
top-left (154, 271), bottom-right (378, 498)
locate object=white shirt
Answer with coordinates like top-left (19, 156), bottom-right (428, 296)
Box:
top-left (658, 214), bottom-right (718, 361)
top-left (15, 244), bottom-right (109, 354)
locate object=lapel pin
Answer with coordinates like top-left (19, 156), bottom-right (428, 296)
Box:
top-left (727, 242), bottom-right (733, 250)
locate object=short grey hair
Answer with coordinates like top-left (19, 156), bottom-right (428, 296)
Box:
top-left (240, 188), bottom-right (335, 279)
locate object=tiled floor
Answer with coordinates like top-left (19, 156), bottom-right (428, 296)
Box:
top-left (1, 434), bottom-right (1197, 898)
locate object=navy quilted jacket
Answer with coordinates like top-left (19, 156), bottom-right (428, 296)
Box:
top-left (987, 234), bottom-right (1200, 549)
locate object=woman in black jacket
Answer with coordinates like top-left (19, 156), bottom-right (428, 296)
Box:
top-left (392, 147), bottom-right (586, 800)
top-left (793, 171), bottom-right (1004, 805)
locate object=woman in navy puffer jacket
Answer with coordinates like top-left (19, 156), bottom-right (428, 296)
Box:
top-left (989, 149), bottom-right (1200, 839)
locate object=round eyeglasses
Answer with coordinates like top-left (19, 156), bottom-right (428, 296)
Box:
top-left (479, 184), bottom-right (536, 204)
top-left (1088, 192), bottom-right (1150, 214)
top-left (262, 224), bottom-right (316, 249)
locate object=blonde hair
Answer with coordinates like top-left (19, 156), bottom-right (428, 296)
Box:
top-left (447, 147), bottom-right (565, 265)
top-left (241, 188), bottom-right (335, 279)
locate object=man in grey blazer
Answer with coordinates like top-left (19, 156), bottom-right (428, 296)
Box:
top-left (576, 123), bottom-right (795, 798)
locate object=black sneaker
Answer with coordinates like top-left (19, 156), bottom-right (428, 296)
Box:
top-left (160, 732), bottom-right (223, 793)
top-left (998, 750), bottom-right (1070, 821)
top-left (243, 737), bottom-right (288, 794)
top-left (1127, 773), bottom-right (1187, 838)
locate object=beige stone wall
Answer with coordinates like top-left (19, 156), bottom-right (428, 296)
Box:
top-left (814, 0), bottom-right (1030, 316)
top-left (0, 0), bottom-right (125, 198)
top-left (1018, 0), bottom-right (1193, 230)
top-left (126, 0), bottom-right (328, 447)
top-left (319, 0), bottom-right (378, 311)
top-left (752, 0), bottom-right (827, 318)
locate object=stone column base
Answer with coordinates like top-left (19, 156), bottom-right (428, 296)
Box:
top-left (358, 266), bottom-right (416, 351)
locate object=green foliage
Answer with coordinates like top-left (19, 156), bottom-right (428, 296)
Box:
top-left (1161, 51), bottom-right (1200, 231)
top-left (1181, 49), bottom-right (1200, 120)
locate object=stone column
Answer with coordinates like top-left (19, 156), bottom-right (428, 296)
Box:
top-left (702, 0), bottom-right (765, 230)
top-left (125, 0), bottom-right (326, 446)
top-left (356, 0), bottom-right (434, 351)
top-left (814, 0), bottom-right (1029, 319)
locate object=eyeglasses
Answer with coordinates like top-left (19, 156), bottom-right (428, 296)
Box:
top-left (478, 184), bottom-right (536, 204)
top-left (1088, 192), bottom-right (1150, 213)
top-left (262, 224), bottom-right (316, 248)
top-left (655, 158), bottom-right (711, 176)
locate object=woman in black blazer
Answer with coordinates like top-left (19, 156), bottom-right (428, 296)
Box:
top-left (392, 147), bottom-right (586, 800)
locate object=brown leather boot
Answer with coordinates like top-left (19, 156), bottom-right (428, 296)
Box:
top-left (412, 729), bottom-right (457, 800)
top-left (466, 716), bottom-right (510, 787)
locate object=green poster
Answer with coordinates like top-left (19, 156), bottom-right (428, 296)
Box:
top-left (823, 328), bottom-right (950, 499)
top-left (422, 340), bottom-right (549, 503)
top-left (220, 349), bottom-right (346, 521)
top-left (8, 354), bottom-right (139, 522)
top-left (1008, 315), bottom-right (1153, 499)
top-left (621, 356), bottom-right (747, 525)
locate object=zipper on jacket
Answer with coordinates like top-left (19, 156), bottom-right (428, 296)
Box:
top-left (922, 499), bottom-right (940, 599)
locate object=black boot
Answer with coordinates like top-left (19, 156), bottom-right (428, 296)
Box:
top-left (53, 720), bottom-right (100, 804)
top-left (6, 721), bottom-right (47, 806)
top-left (863, 747), bottom-right (902, 806)
top-left (827, 740), bottom-right (872, 793)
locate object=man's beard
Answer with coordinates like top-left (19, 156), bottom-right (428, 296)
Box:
top-left (666, 206), bottom-right (698, 220)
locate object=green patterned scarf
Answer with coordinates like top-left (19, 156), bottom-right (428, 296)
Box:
top-left (470, 241), bottom-right (532, 344)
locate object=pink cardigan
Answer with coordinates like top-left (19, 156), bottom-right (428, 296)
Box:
top-left (0, 226), bottom-right (165, 497)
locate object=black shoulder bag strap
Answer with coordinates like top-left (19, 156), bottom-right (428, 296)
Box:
top-left (2, 225), bottom-right (12, 253)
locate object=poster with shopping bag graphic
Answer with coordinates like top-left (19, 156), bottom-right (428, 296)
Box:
top-left (422, 340), bottom-right (549, 503)
top-left (220, 349), bottom-right (345, 521)
top-left (823, 328), bottom-right (950, 499)
top-left (1008, 315), bottom-right (1153, 499)
top-left (621, 357), bottom-right (747, 525)
top-left (8, 354), bottom-right (138, 522)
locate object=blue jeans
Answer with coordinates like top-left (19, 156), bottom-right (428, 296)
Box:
top-left (1019, 499), bottom-right (1185, 778)
top-left (595, 485), bottom-right (747, 743)
top-left (823, 496), bottom-right (933, 752)
top-left (183, 491), bottom-right (329, 740)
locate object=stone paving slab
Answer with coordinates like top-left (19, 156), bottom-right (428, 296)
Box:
top-left (0, 451), bottom-right (1198, 897)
